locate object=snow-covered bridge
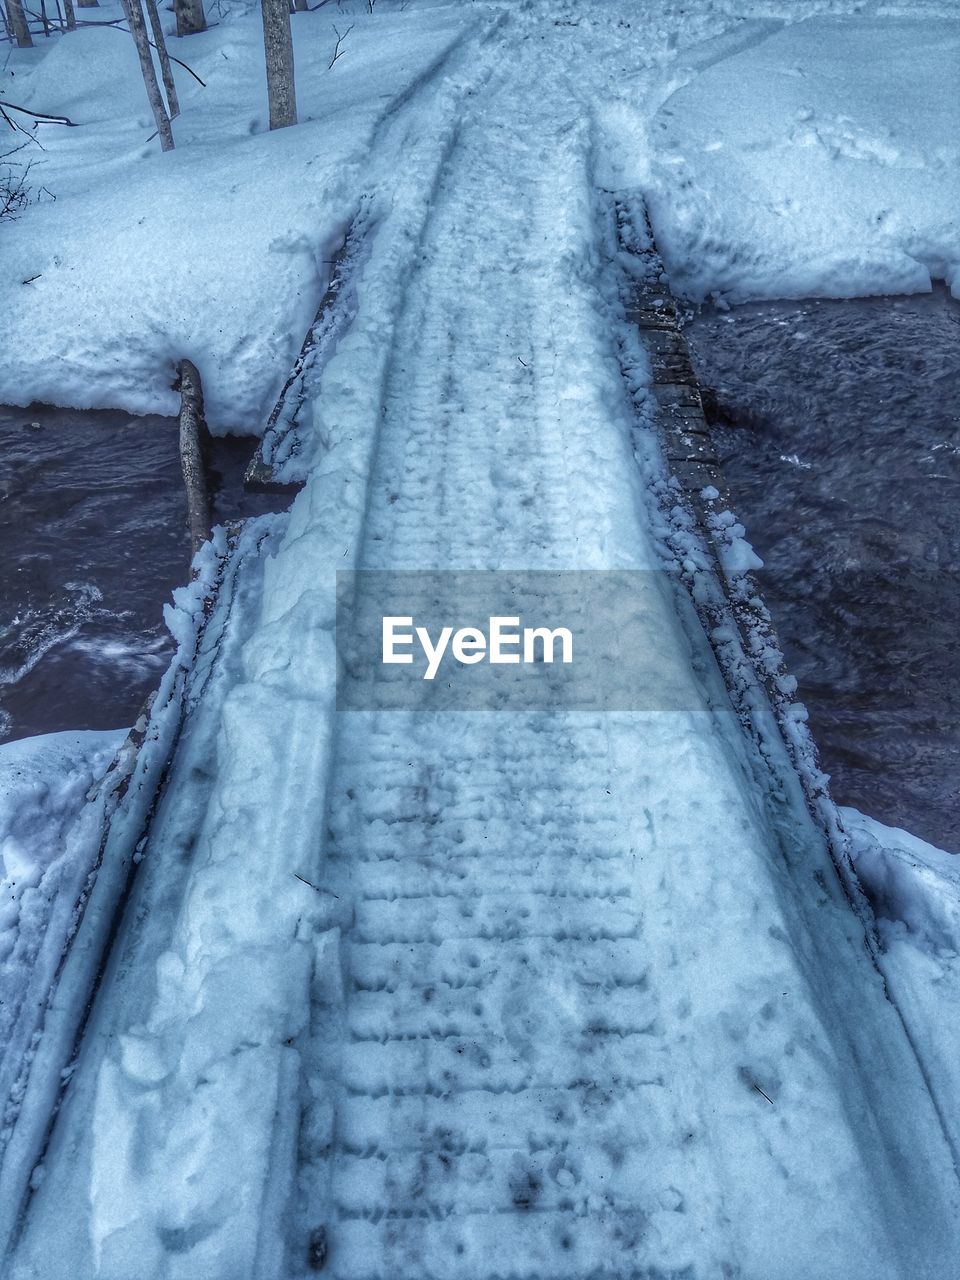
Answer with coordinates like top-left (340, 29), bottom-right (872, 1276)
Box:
top-left (2, 3), bottom-right (959, 1278)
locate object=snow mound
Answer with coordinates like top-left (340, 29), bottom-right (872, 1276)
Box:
top-left (646, 16), bottom-right (960, 303)
top-left (0, 730), bottom-right (125, 1037)
top-left (845, 807), bottom-right (960, 954)
top-left (844, 806), bottom-right (960, 1158)
top-left (0, 7), bottom-right (473, 433)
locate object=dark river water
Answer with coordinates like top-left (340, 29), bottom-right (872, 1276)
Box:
top-left (0, 405), bottom-right (266, 741)
top-left (3, 293), bottom-right (959, 852)
top-left (684, 287), bottom-right (960, 853)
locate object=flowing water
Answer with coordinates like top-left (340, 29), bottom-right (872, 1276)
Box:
top-left (0, 405), bottom-right (270, 742)
top-left (684, 287), bottom-right (960, 852)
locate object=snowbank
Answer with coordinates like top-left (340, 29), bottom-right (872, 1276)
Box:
top-left (0, 4), bottom-right (474, 432)
top-left (6, 5), bottom-right (954, 427)
top-left (0, 527), bottom-right (233, 1255)
top-left (0, 730), bottom-right (125, 1048)
top-left (644, 16), bottom-right (960, 302)
top-left (847, 807), bottom-right (960, 950)
top-left (844, 806), bottom-right (960, 1156)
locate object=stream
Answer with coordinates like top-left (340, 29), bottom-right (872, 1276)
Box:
top-left (684, 286), bottom-right (960, 852)
top-left (0, 404), bottom-right (268, 742)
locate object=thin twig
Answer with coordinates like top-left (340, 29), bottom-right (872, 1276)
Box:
top-left (328, 22), bottom-right (352, 69)
top-left (294, 872), bottom-right (339, 898)
top-left (0, 104), bottom-right (32, 136)
top-left (0, 98), bottom-right (77, 126)
top-left (166, 48), bottom-right (206, 86)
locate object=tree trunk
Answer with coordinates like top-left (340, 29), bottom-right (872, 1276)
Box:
top-left (144, 0), bottom-right (179, 120)
top-left (173, 0), bottom-right (204, 37)
top-left (62, 0), bottom-right (76, 30)
top-left (120, 0), bottom-right (175, 152)
top-left (260, 0), bottom-right (297, 130)
top-left (5, 0), bottom-right (33, 47)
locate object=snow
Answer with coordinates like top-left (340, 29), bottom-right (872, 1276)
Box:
top-left (642, 14), bottom-right (960, 303)
top-left (0, 729), bottom-right (124, 1201)
top-left (0, 729), bottom-right (124, 1026)
top-left (2, 2), bottom-right (960, 1278)
top-left (706, 505), bottom-right (764, 574)
top-left (0, 527), bottom-right (231, 1259)
top-left (0, 2), bottom-right (477, 432)
top-left (844, 807), bottom-right (960, 1160)
top-left (4, 4), bottom-right (959, 426)
top-left (847, 807), bottom-right (960, 948)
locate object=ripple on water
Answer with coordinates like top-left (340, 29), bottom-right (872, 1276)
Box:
top-left (684, 286), bottom-right (960, 851)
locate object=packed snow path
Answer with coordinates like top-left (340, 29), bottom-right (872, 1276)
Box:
top-left (7, 6), bottom-right (960, 1279)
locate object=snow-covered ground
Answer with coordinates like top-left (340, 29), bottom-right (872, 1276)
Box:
top-left (845, 807), bottom-right (960, 1159)
top-left (0, 729), bottom-right (124, 1251)
top-left (0, 730), bottom-right (124, 1051)
top-left (0, 1), bottom-right (476, 431)
top-left (2, 1), bottom-right (959, 1278)
top-left (4, 1), bottom-right (957, 429)
top-left (641, 14), bottom-right (960, 302)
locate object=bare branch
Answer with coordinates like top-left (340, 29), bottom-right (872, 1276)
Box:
top-left (1, 137), bottom-right (34, 222)
top-left (0, 98), bottom-right (78, 126)
top-left (166, 47), bottom-right (206, 87)
top-left (328, 21), bottom-right (351, 69)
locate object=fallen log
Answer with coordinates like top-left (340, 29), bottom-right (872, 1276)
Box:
top-left (177, 357), bottom-right (211, 554)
